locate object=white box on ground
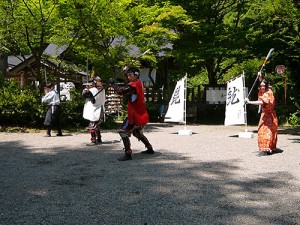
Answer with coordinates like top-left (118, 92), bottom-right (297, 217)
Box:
top-left (178, 129), bottom-right (193, 136)
top-left (238, 131), bottom-right (254, 139)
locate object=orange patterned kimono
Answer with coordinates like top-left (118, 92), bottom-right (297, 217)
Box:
top-left (257, 90), bottom-right (278, 152)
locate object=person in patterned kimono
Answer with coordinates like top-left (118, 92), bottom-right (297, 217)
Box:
top-left (111, 67), bottom-right (154, 161)
top-left (245, 79), bottom-right (278, 155)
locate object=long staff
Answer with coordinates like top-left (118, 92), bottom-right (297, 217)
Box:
top-left (93, 49), bottom-right (151, 98)
top-left (246, 48), bottom-right (275, 98)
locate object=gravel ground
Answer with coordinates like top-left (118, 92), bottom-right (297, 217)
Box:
top-left (0, 124), bottom-right (299, 225)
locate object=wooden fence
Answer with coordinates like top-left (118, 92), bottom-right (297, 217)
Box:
top-left (104, 84), bottom-right (267, 124)
top-left (105, 85), bottom-right (205, 122)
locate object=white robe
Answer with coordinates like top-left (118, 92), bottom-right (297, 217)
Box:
top-left (83, 87), bottom-right (106, 122)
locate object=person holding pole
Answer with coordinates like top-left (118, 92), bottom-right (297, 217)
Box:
top-left (82, 77), bottom-right (106, 145)
top-left (245, 79), bottom-right (278, 155)
top-left (111, 66), bottom-right (154, 161)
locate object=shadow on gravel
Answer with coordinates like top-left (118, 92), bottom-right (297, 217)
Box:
top-left (288, 138), bottom-right (300, 143)
top-left (273, 148), bottom-right (284, 154)
top-left (0, 140), bottom-right (299, 225)
top-left (228, 135), bottom-right (239, 138)
top-left (278, 127), bottom-right (300, 136)
top-left (228, 127), bottom-right (300, 143)
top-left (250, 127), bottom-right (300, 135)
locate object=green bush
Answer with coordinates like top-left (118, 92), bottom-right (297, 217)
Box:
top-left (287, 100), bottom-right (300, 126)
top-left (288, 111), bottom-right (300, 126)
top-left (0, 82), bottom-right (120, 130)
top-left (146, 102), bottom-right (160, 122)
top-left (60, 88), bottom-right (86, 129)
top-left (0, 81), bottom-right (45, 127)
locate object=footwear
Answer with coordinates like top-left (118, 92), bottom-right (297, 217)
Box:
top-left (267, 150), bottom-right (273, 155)
top-left (141, 145), bottom-right (154, 154)
top-left (86, 141), bottom-right (99, 146)
top-left (256, 151), bottom-right (267, 157)
top-left (118, 154), bottom-right (132, 161)
top-left (56, 133), bottom-right (63, 136)
top-left (97, 138), bottom-right (102, 144)
top-left (141, 149), bottom-right (155, 154)
top-left (44, 134), bottom-right (51, 137)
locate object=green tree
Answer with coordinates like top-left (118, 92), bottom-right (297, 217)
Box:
top-left (53, 0), bottom-right (134, 80)
top-left (243, 0), bottom-right (300, 80)
top-left (170, 0), bottom-right (249, 84)
top-left (170, 0), bottom-right (300, 86)
top-left (0, 0), bottom-right (63, 86)
top-left (126, 1), bottom-right (190, 87)
top-left (52, 0), bottom-right (189, 83)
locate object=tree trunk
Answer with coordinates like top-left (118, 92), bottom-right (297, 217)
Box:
top-left (205, 58), bottom-right (217, 85)
top-left (0, 52), bottom-right (8, 79)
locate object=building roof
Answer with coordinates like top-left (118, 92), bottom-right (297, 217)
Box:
top-left (6, 44), bottom-right (87, 84)
top-left (43, 43), bottom-right (67, 57)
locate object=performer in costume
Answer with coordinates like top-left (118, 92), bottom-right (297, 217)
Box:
top-left (111, 67), bottom-right (154, 161)
top-left (257, 72), bottom-right (273, 113)
top-left (245, 79), bottom-right (278, 154)
top-left (82, 77), bottom-right (106, 145)
top-left (42, 83), bottom-right (63, 137)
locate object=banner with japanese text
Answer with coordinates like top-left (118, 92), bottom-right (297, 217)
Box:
top-left (224, 74), bottom-right (246, 126)
top-left (164, 76), bottom-right (186, 123)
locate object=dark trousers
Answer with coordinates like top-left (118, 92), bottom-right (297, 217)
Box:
top-left (44, 105), bottom-right (62, 135)
top-left (119, 121), bottom-right (152, 155)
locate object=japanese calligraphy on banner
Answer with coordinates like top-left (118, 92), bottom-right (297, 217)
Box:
top-left (224, 74), bottom-right (246, 126)
top-left (164, 76), bottom-right (186, 123)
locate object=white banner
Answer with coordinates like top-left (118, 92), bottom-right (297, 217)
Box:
top-left (164, 76), bottom-right (186, 123)
top-left (224, 74), bottom-right (246, 126)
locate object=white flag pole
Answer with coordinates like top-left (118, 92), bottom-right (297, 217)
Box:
top-left (243, 71), bottom-right (248, 131)
top-left (184, 73), bottom-right (187, 127)
top-left (239, 71), bottom-right (254, 138)
top-left (178, 73), bottom-right (193, 135)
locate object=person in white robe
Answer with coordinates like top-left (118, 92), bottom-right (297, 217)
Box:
top-left (82, 77), bottom-right (106, 145)
top-left (42, 83), bottom-right (63, 137)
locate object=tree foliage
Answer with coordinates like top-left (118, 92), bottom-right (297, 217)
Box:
top-left (0, 0), bottom-right (300, 125)
top-left (49, 0), bottom-right (189, 81)
top-left (170, 0), bottom-right (300, 85)
top-left (0, 0), bottom-right (62, 85)
top-left (0, 81), bottom-right (44, 127)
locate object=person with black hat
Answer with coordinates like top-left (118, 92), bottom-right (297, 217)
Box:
top-left (42, 83), bottom-right (63, 137)
top-left (111, 66), bottom-right (154, 161)
top-left (82, 77), bottom-right (106, 145)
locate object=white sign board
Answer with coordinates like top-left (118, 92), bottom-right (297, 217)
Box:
top-left (206, 87), bottom-right (226, 104)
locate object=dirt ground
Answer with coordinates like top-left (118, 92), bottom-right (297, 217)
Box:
top-left (0, 124), bottom-right (299, 225)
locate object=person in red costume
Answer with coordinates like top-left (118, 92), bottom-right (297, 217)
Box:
top-left (245, 79), bottom-right (278, 155)
top-left (112, 66), bottom-right (154, 161)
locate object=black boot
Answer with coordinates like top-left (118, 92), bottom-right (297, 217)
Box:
top-left (44, 127), bottom-right (51, 137)
top-left (96, 130), bottom-right (102, 143)
top-left (118, 137), bottom-right (132, 161)
top-left (57, 123), bottom-right (63, 136)
top-left (140, 136), bottom-right (154, 154)
top-left (118, 153), bottom-right (132, 161)
top-left (118, 149), bottom-right (132, 161)
top-left (141, 148), bottom-right (154, 154)
top-left (86, 130), bottom-right (99, 145)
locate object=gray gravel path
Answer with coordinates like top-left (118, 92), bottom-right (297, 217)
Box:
top-left (0, 124), bottom-right (299, 225)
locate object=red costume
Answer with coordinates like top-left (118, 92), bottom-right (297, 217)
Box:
top-left (257, 90), bottom-right (278, 152)
top-left (112, 67), bottom-right (154, 161)
top-left (127, 79), bottom-right (149, 126)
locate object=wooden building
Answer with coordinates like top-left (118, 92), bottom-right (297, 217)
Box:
top-left (3, 44), bottom-right (87, 88)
